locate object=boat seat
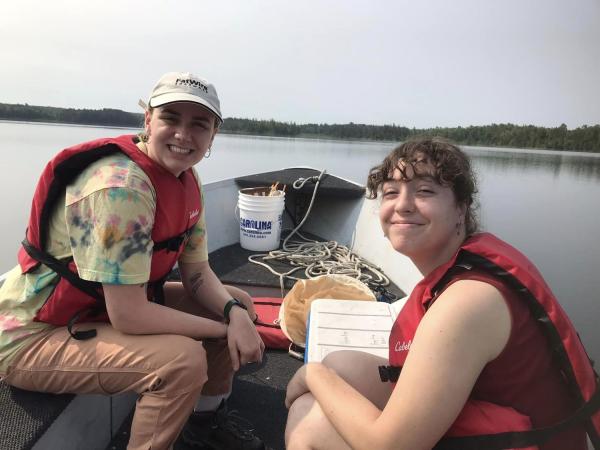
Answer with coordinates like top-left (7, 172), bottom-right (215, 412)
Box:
top-left (235, 168), bottom-right (365, 199)
top-left (0, 382), bottom-right (72, 449)
top-left (0, 379), bottom-right (135, 449)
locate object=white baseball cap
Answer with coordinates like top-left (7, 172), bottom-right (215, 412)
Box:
top-left (147, 72), bottom-right (222, 124)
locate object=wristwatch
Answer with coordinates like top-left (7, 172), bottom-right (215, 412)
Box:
top-left (223, 298), bottom-right (247, 322)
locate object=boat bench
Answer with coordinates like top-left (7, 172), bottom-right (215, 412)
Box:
top-left (0, 379), bottom-right (136, 450)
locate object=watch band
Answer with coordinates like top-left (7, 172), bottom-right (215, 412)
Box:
top-left (223, 298), bottom-right (247, 322)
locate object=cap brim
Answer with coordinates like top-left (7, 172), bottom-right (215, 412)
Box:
top-left (149, 93), bottom-right (222, 123)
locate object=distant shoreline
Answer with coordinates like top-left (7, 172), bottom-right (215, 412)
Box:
top-left (1, 103), bottom-right (598, 153)
top-left (4, 119), bottom-right (600, 157)
top-left (0, 119), bottom-right (139, 131)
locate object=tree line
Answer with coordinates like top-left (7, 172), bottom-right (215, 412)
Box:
top-left (0, 103), bottom-right (142, 128)
top-left (1, 102), bottom-right (598, 152)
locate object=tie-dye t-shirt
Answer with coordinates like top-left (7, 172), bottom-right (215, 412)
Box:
top-left (0, 150), bottom-right (208, 375)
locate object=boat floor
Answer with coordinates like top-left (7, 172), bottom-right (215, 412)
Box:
top-left (107, 349), bottom-right (302, 450)
top-left (109, 242), bottom-right (404, 450)
top-left (108, 277), bottom-right (300, 450)
top-left (208, 242), bottom-right (406, 299)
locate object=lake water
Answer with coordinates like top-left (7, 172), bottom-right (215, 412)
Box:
top-left (1, 120), bottom-right (599, 364)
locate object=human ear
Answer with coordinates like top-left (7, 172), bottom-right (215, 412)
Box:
top-left (456, 203), bottom-right (468, 230)
top-left (144, 110), bottom-right (152, 133)
top-left (209, 125), bottom-right (219, 146)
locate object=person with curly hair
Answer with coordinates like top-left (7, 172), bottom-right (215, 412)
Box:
top-left (284, 138), bottom-right (597, 450)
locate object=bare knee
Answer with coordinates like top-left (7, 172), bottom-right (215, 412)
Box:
top-left (285, 393), bottom-right (321, 450)
top-left (321, 349), bottom-right (360, 374)
top-left (322, 350), bottom-right (392, 410)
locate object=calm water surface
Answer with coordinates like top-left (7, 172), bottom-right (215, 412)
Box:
top-left (2, 121), bottom-right (599, 363)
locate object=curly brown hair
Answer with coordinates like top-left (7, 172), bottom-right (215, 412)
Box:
top-left (366, 137), bottom-right (479, 235)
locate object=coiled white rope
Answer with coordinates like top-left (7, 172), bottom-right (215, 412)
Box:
top-left (248, 169), bottom-right (390, 296)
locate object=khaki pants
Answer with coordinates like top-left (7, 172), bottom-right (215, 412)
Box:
top-left (2, 282), bottom-right (233, 450)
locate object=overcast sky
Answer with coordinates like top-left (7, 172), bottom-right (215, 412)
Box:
top-left (1, 0), bottom-right (599, 128)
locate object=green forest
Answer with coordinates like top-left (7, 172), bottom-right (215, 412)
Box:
top-left (1, 102), bottom-right (598, 152)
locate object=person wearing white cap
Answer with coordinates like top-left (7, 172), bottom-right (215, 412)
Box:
top-left (0, 72), bottom-right (268, 450)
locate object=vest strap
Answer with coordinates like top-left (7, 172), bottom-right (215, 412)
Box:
top-left (21, 238), bottom-right (104, 340)
top-left (153, 227), bottom-right (194, 253)
top-left (378, 365), bottom-right (401, 383)
top-left (67, 307), bottom-right (100, 340)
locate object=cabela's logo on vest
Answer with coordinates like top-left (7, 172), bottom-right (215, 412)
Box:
top-left (189, 209), bottom-right (200, 220)
top-left (176, 78), bottom-right (208, 93)
top-left (240, 219), bottom-right (272, 231)
top-left (394, 339), bottom-right (412, 352)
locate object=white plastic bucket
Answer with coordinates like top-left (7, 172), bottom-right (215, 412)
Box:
top-left (238, 187), bottom-right (285, 251)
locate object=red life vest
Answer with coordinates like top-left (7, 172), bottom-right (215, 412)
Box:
top-left (18, 135), bottom-right (202, 338)
top-left (385, 233), bottom-right (600, 449)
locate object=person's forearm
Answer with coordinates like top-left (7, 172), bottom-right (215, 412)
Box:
top-left (178, 261), bottom-right (263, 370)
top-left (103, 281), bottom-right (228, 339)
top-left (180, 262), bottom-right (233, 318)
top-left (112, 297), bottom-right (227, 339)
top-left (180, 262), bottom-right (258, 323)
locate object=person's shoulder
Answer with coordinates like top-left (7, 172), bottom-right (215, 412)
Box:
top-left (439, 279), bottom-right (506, 311)
top-left (432, 278), bottom-right (510, 328)
top-left (436, 263), bottom-right (511, 312)
top-left (67, 153), bottom-right (155, 204)
top-left (427, 279), bottom-right (511, 359)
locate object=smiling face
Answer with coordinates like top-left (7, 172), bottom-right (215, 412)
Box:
top-left (144, 102), bottom-right (218, 177)
top-left (379, 162), bottom-right (466, 274)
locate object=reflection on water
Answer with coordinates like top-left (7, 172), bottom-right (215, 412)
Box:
top-left (1, 121), bottom-right (599, 364)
